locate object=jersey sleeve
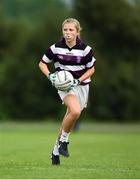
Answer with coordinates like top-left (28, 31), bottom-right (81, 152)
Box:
top-left (41, 45), bottom-right (55, 64)
top-left (83, 46), bottom-right (96, 69)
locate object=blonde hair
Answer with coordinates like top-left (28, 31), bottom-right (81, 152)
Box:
top-left (62, 18), bottom-right (82, 37)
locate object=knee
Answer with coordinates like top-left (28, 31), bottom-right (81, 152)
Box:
top-left (71, 109), bottom-right (81, 119)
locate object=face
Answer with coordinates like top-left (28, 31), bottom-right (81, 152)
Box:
top-left (62, 23), bottom-right (79, 45)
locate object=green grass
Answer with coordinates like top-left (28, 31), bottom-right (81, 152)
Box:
top-left (0, 122), bottom-right (140, 179)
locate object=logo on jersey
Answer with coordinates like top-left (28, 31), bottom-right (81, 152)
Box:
top-left (76, 56), bottom-right (82, 63)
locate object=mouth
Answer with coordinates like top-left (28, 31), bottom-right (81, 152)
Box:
top-left (65, 35), bottom-right (72, 39)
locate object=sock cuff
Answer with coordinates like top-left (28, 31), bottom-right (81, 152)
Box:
top-left (62, 129), bottom-right (70, 136)
top-left (59, 129), bottom-right (70, 142)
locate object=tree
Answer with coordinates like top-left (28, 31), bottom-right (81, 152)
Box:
top-left (74, 0), bottom-right (140, 121)
top-left (0, 0), bottom-right (71, 120)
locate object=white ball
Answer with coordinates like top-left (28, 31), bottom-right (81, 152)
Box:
top-left (55, 70), bottom-right (74, 84)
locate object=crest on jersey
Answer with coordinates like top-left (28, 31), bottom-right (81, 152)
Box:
top-left (57, 55), bottom-right (64, 59)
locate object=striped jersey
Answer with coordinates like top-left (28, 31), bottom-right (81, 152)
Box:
top-left (41, 37), bottom-right (96, 85)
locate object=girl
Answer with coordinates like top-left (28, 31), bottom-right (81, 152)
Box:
top-left (39, 18), bottom-right (96, 165)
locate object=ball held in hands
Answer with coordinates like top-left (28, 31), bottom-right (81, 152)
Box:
top-left (50, 71), bottom-right (74, 91)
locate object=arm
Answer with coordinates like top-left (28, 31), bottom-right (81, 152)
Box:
top-left (39, 61), bottom-right (57, 85)
top-left (79, 67), bottom-right (95, 82)
top-left (72, 67), bottom-right (95, 87)
top-left (39, 61), bottom-right (50, 78)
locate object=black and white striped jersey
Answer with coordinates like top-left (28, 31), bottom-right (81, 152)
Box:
top-left (41, 37), bottom-right (96, 85)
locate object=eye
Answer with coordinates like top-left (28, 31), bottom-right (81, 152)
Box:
top-left (63, 28), bottom-right (67, 31)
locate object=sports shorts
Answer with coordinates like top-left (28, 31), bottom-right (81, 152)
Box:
top-left (58, 84), bottom-right (89, 111)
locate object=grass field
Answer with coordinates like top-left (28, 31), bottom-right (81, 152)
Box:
top-left (0, 121), bottom-right (140, 179)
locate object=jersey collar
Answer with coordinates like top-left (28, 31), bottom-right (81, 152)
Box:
top-left (60, 37), bottom-right (82, 50)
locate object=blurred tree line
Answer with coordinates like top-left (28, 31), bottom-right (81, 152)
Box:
top-left (0, 0), bottom-right (140, 122)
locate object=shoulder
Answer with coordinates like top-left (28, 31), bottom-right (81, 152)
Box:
top-left (49, 39), bottom-right (65, 52)
top-left (80, 41), bottom-right (93, 56)
top-left (80, 40), bottom-right (96, 56)
top-left (77, 39), bottom-right (93, 52)
top-left (49, 41), bottom-right (61, 53)
top-left (76, 38), bottom-right (87, 50)
top-left (55, 38), bottom-right (66, 48)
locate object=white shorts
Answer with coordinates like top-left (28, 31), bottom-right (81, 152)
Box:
top-left (58, 85), bottom-right (89, 111)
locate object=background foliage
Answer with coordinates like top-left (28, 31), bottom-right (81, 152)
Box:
top-left (0, 0), bottom-right (140, 121)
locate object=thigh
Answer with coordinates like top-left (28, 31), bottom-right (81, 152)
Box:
top-left (63, 94), bottom-right (81, 112)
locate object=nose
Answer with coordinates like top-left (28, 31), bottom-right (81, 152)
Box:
top-left (66, 31), bottom-right (70, 34)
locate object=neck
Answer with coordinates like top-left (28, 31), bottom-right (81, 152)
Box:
top-left (66, 41), bottom-right (76, 48)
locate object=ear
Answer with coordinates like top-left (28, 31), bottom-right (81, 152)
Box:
top-left (77, 32), bottom-right (80, 36)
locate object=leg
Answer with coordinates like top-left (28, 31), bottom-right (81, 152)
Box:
top-left (57, 94), bottom-right (81, 157)
top-left (51, 85), bottom-right (89, 164)
top-left (62, 94), bottom-right (81, 132)
top-left (57, 109), bottom-right (69, 140)
top-left (51, 109), bottom-right (69, 164)
top-left (51, 94), bottom-right (81, 162)
top-left (57, 94), bottom-right (81, 139)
